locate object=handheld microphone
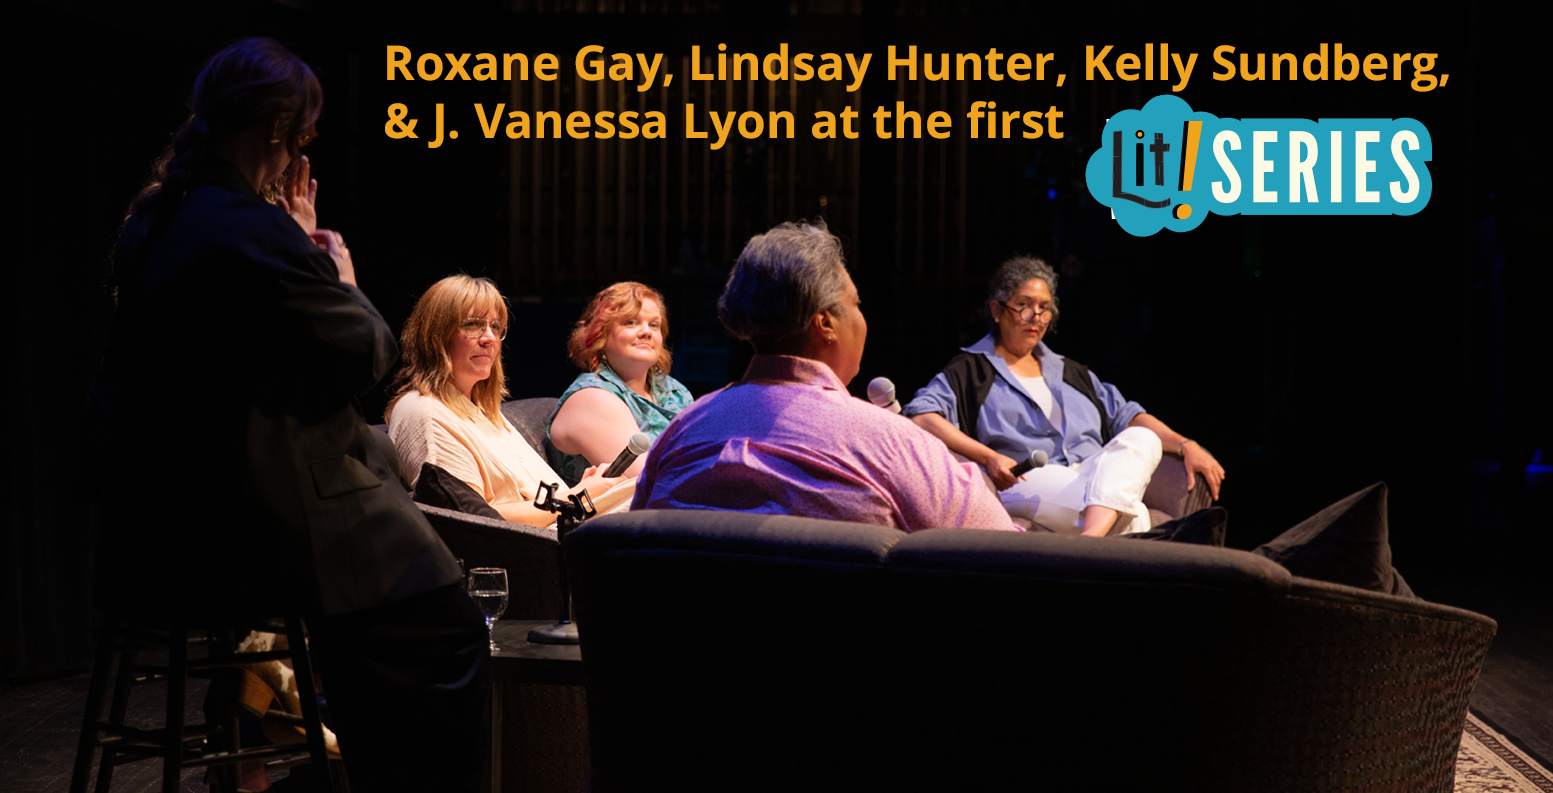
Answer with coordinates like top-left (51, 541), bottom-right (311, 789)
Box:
top-left (867, 377), bottom-right (901, 414)
top-left (603, 432), bottom-right (652, 477)
top-left (1009, 449), bottom-right (1049, 477)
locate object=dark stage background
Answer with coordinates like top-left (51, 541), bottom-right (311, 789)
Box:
top-left (6, 0), bottom-right (1548, 679)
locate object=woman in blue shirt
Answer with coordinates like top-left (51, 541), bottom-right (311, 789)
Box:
top-left (905, 257), bottom-right (1225, 536)
top-left (547, 282), bottom-right (695, 485)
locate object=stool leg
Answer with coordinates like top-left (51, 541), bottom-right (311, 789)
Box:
top-left (163, 626), bottom-right (187, 793)
top-left (206, 626), bottom-right (242, 793)
top-left (286, 617), bottom-right (337, 793)
top-left (96, 632), bottom-right (139, 793)
top-left (70, 618), bottom-right (118, 793)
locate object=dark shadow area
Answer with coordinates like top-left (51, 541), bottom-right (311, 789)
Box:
top-left (7, 0), bottom-right (1547, 765)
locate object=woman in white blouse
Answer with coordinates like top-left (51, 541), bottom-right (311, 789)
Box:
top-left (385, 275), bottom-right (632, 524)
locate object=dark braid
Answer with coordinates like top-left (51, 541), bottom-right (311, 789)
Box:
top-left (127, 114), bottom-right (213, 224)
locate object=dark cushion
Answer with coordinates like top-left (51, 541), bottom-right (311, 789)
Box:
top-left (1252, 482), bottom-right (1411, 597)
top-left (412, 462), bottom-right (503, 520)
top-left (1120, 506), bottom-right (1228, 546)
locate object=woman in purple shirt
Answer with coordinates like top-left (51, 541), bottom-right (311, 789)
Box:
top-left (632, 220), bottom-right (1017, 532)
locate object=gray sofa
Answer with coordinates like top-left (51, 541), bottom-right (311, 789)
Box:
top-left (383, 397), bottom-right (564, 620)
top-left (566, 509), bottom-right (1497, 792)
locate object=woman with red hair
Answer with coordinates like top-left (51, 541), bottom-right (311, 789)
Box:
top-left (547, 282), bottom-right (694, 484)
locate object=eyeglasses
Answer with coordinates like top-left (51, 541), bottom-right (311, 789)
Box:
top-left (457, 318), bottom-right (508, 341)
top-left (997, 300), bottom-right (1054, 325)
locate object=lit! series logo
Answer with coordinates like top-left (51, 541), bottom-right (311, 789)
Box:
top-left (1084, 94), bottom-right (1432, 236)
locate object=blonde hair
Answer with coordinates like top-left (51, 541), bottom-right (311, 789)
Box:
top-left (386, 275), bottom-right (511, 428)
top-left (565, 281), bottom-right (673, 379)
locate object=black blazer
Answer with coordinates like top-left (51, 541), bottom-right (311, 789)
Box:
top-left (99, 160), bottom-right (459, 618)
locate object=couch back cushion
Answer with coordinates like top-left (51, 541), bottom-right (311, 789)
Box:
top-left (566, 510), bottom-right (1310, 789)
top-left (500, 397), bottom-right (556, 457)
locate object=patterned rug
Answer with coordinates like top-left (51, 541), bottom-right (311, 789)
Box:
top-left (1457, 712), bottom-right (1553, 792)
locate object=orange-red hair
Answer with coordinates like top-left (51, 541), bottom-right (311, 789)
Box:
top-left (566, 282), bottom-right (673, 378)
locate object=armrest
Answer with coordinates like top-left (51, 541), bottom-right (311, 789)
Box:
top-left (416, 503), bottom-right (562, 620)
top-left (1142, 452), bottom-right (1211, 521)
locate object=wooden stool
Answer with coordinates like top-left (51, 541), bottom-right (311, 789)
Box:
top-left (70, 614), bottom-right (339, 793)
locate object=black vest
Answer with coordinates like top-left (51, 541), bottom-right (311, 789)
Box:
top-left (940, 351), bottom-right (1114, 445)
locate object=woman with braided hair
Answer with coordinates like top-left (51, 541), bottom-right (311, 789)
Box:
top-left (98, 38), bottom-right (488, 792)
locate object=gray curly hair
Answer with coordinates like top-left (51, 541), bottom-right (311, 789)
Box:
top-left (984, 255), bottom-right (1060, 329)
top-left (718, 219), bottom-right (851, 350)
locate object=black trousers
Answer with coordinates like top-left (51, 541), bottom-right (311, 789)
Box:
top-left (310, 583), bottom-right (491, 793)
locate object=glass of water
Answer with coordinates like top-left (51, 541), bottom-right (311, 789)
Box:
top-left (467, 567), bottom-right (508, 652)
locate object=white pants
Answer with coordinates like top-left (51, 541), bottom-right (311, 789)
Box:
top-left (999, 426), bottom-right (1163, 535)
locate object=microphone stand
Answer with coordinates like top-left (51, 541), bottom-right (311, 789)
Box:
top-left (527, 481), bottom-right (597, 645)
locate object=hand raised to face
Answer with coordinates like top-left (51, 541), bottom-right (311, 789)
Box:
top-left (275, 155), bottom-right (319, 236)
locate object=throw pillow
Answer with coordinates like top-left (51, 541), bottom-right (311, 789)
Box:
top-left (413, 462), bottom-right (504, 520)
top-left (1252, 482), bottom-right (1412, 597)
top-left (1119, 506), bottom-right (1227, 546)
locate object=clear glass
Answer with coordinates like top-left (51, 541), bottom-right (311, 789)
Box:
top-left (467, 567), bottom-right (508, 652)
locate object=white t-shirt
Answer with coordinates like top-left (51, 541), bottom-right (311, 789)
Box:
top-left (1012, 372), bottom-right (1056, 427)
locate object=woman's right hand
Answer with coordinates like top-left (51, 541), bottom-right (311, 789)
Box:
top-left (981, 451), bottom-right (1023, 491)
top-left (910, 412), bottom-right (1024, 491)
top-left (310, 229), bottom-right (356, 287)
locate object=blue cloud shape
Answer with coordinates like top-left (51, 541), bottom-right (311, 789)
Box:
top-left (1084, 94), bottom-right (1216, 237)
top-left (1086, 95), bottom-right (1433, 236)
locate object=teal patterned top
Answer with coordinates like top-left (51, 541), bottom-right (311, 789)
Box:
top-left (546, 362), bottom-right (695, 486)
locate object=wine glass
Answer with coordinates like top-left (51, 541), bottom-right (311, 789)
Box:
top-left (467, 567), bottom-right (508, 652)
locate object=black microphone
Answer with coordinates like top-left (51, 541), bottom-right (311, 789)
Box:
top-left (602, 432), bottom-right (652, 477)
top-left (867, 377), bottom-right (901, 413)
top-left (1009, 449), bottom-right (1049, 477)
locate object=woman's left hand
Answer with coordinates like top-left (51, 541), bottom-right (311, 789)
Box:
top-left (275, 155), bottom-right (318, 236)
top-left (570, 465), bottom-right (624, 503)
top-left (310, 230), bottom-right (355, 287)
top-left (1182, 442), bottom-right (1226, 500)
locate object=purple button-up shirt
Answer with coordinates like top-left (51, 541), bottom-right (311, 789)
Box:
top-left (632, 355), bottom-right (1020, 532)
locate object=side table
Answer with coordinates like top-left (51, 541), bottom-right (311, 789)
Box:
top-left (486, 620), bottom-right (587, 793)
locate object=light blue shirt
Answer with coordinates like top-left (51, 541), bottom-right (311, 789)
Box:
top-left (545, 361), bottom-right (694, 486)
top-left (902, 334), bottom-right (1146, 466)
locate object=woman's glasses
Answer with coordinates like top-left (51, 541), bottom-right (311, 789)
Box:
top-left (458, 318), bottom-right (509, 341)
top-left (997, 300), bottom-right (1054, 325)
